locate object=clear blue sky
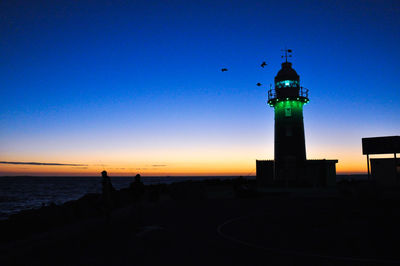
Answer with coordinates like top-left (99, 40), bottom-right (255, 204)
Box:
top-left (1, 0), bottom-right (399, 175)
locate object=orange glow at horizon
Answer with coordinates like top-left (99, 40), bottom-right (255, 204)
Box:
top-left (0, 155), bottom-right (371, 176)
top-left (3, 140), bottom-right (391, 176)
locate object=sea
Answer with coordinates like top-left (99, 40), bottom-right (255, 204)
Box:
top-left (0, 174), bottom-right (366, 220)
top-left (0, 176), bottom-right (240, 220)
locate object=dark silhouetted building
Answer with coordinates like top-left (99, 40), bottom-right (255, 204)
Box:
top-left (257, 53), bottom-right (338, 187)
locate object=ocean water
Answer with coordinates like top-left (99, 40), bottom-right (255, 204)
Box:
top-left (0, 176), bottom-right (238, 220)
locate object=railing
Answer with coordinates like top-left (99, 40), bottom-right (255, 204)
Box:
top-left (301, 87), bottom-right (309, 98)
top-left (268, 89), bottom-right (276, 100)
top-left (268, 87), bottom-right (309, 101)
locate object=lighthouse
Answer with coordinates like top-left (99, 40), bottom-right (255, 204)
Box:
top-left (256, 49), bottom-right (338, 187)
top-left (268, 49), bottom-right (309, 183)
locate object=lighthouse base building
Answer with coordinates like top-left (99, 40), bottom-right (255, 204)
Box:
top-left (256, 159), bottom-right (338, 187)
top-left (256, 54), bottom-right (338, 187)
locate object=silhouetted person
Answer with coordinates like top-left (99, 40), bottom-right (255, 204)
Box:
top-left (101, 170), bottom-right (115, 223)
top-left (130, 174), bottom-right (145, 202)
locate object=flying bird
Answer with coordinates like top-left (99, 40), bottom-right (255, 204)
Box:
top-left (256, 83), bottom-right (262, 86)
top-left (260, 61), bottom-right (267, 68)
top-left (221, 68), bottom-right (228, 72)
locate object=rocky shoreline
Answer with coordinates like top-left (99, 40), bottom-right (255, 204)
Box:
top-left (2, 179), bottom-right (400, 265)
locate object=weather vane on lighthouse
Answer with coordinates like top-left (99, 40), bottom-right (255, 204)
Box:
top-left (281, 48), bottom-right (293, 62)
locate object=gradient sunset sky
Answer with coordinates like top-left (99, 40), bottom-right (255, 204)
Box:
top-left (1, 0), bottom-right (399, 176)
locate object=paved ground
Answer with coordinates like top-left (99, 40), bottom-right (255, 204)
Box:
top-left (2, 195), bottom-right (400, 266)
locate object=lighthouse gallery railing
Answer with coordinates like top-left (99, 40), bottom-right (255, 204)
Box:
top-left (268, 87), bottom-right (309, 101)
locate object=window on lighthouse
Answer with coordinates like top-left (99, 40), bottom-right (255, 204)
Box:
top-left (285, 107), bottom-right (292, 117)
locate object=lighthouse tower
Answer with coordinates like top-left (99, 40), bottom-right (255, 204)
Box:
top-left (257, 49), bottom-right (337, 187)
top-left (267, 49), bottom-right (309, 183)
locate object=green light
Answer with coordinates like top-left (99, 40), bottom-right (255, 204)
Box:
top-left (274, 100), bottom-right (305, 116)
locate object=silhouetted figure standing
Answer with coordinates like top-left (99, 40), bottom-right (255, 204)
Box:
top-left (130, 174), bottom-right (145, 202)
top-left (129, 174), bottom-right (145, 227)
top-left (101, 170), bottom-right (114, 224)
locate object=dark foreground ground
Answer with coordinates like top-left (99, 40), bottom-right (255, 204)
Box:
top-left (1, 182), bottom-right (400, 266)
